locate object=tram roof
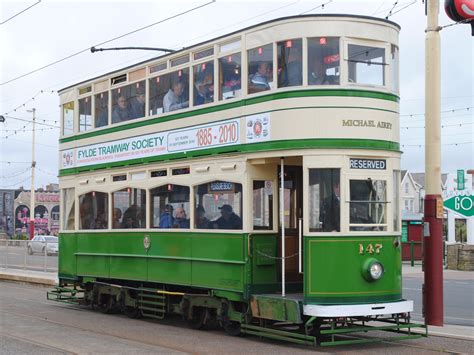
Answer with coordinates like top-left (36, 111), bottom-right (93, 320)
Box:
top-left (59, 14), bottom-right (400, 94)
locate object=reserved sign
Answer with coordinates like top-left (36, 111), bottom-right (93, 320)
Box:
top-left (350, 158), bottom-right (386, 170)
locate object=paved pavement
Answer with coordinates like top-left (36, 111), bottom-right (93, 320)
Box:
top-left (0, 264), bottom-right (472, 342)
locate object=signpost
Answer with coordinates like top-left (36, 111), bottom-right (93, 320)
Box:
top-left (457, 169), bottom-right (465, 190)
top-left (444, 195), bottom-right (474, 218)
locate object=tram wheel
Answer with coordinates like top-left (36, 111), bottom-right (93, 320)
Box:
top-left (223, 320), bottom-right (241, 336)
top-left (121, 290), bottom-right (141, 319)
top-left (97, 294), bottom-right (115, 314)
top-left (188, 307), bottom-right (206, 330)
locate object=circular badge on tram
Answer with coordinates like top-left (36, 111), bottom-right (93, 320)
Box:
top-left (143, 235), bottom-right (151, 251)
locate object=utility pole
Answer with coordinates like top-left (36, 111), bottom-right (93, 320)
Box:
top-left (27, 108), bottom-right (36, 240)
top-left (424, 0), bottom-right (444, 326)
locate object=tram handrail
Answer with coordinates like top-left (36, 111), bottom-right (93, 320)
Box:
top-left (298, 218), bottom-right (303, 274)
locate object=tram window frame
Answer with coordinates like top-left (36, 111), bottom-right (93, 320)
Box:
top-left (150, 184), bottom-right (190, 229)
top-left (308, 169), bottom-right (340, 233)
top-left (193, 60), bottom-right (215, 107)
top-left (111, 80), bottom-right (146, 124)
top-left (112, 187), bottom-right (146, 229)
top-left (277, 38), bottom-right (303, 88)
top-left (78, 191), bottom-right (108, 230)
top-left (346, 43), bottom-right (387, 86)
top-left (61, 188), bottom-right (75, 230)
top-left (194, 180), bottom-right (243, 230)
top-left (393, 170), bottom-right (401, 232)
top-left (390, 45), bottom-right (399, 93)
top-left (78, 96), bottom-right (92, 132)
top-left (307, 37), bottom-right (340, 86)
top-left (94, 91), bottom-right (109, 128)
top-left (218, 52), bottom-right (242, 101)
top-left (247, 43), bottom-right (274, 94)
top-left (149, 68), bottom-right (190, 116)
top-left (62, 101), bottom-right (74, 136)
top-left (252, 180), bottom-right (273, 231)
top-left (348, 178), bottom-right (388, 231)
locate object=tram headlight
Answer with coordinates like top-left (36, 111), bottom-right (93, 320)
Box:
top-left (362, 258), bottom-right (384, 282)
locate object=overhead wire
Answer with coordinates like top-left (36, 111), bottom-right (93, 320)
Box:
top-left (0, 0), bottom-right (41, 25)
top-left (0, 1), bottom-right (216, 87)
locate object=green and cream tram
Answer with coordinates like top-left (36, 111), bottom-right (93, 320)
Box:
top-left (50, 15), bottom-right (425, 346)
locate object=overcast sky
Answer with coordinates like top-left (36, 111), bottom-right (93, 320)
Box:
top-left (1, 0), bottom-right (473, 190)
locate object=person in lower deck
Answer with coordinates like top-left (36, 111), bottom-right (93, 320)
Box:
top-left (195, 205), bottom-right (210, 229)
top-left (212, 204), bottom-right (242, 230)
top-left (320, 181), bottom-right (340, 232)
top-left (173, 207), bottom-right (189, 228)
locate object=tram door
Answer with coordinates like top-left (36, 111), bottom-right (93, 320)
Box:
top-left (278, 165), bottom-right (303, 282)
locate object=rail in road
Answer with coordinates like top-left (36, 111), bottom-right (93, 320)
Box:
top-left (0, 239), bottom-right (57, 272)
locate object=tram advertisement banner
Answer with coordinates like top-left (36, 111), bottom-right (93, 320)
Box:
top-left (61, 119), bottom-right (240, 169)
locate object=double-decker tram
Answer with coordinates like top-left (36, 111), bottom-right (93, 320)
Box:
top-left (49, 15), bottom-right (426, 346)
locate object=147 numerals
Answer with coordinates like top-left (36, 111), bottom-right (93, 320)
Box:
top-left (359, 243), bottom-right (383, 255)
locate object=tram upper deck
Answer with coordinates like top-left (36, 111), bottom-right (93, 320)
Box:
top-left (58, 15), bottom-right (400, 175)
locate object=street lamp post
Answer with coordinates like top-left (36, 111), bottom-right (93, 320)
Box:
top-left (27, 108), bottom-right (36, 240)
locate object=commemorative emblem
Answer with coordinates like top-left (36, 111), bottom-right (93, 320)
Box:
top-left (143, 235), bottom-right (151, 251)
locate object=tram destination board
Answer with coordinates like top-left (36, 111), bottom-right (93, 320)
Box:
top-left (350, 158), bottom-right (386, 170)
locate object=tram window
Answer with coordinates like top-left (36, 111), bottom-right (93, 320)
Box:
top-left (172, 167), bottom-right (190, 175)
top-left (112, 174), bottom-right (127, 182)
top-left (308, 37), bottom-right (340, 85)
top-left (253, 181), bottom-right (273, 230)
top-left (112, 188), bottom-right (146, 229)
top-left (277, 39), bottom-right (302, 87)
top-left (94, 92), bottom-right (109, 128)
top-left (349, 179), bottom-right (387, 231)
top-left (150, 185), bottom-right (190, 229)
top-left (248, 44), bottom-right (273, 94)
top-left (149, 69), bottom-right (189, 115)
top-left (193, 61), bottom-right (214, 106)
top-left (195, 181), bottom-right (242, 230)
top-left (219, 53), bottom-right (241, 100)
top-left (78, 97), bottom-right (92, 132)
top-left (347, 44), bottom-right (385, 86)
top-left (62, 102), bottom-right (74, 136)
top-left (151, 170), bottom-right (167, 178)
top-left (111, 80), bottom-right (146, 124)
top-left (308, 169), bottom-right (340, 232)
top-left (62, 188), bottom-right (75, 230)
top-left (391, 45), bottom-right (399, 92)
top-left (79, 192), bottom-right (108, 230)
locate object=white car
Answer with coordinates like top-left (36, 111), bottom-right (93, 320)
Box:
top-left (27, 235), bottom-right (59, 256)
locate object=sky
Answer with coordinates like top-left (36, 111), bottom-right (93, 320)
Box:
top-left (1, 0), bottom-right (473, 190)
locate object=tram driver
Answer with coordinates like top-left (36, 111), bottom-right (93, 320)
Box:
top-left (320, 181), bottom-right (340, 232)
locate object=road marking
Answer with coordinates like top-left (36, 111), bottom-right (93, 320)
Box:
top-left (412, 313), bottom-right (474, 322)
top-left (403, 287), bottom-right (422, 291)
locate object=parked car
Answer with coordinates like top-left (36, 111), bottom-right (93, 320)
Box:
top-left (27, 235), bottom-right (59, 255)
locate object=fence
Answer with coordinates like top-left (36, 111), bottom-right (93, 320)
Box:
top-left (0, 239), bottom-right (58, 272)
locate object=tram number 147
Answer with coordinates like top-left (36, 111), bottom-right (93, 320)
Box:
top-left (196, 122), bottom-right (238, 147)
top-left (359, 243), bottom-right (383, 255)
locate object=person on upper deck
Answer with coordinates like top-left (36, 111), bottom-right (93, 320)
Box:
top-left (129, 88), bottom-right (146, 119)
top-left (248, 62), bottom-right (271, 93)
top-left (112, 95), bottom-right (130, 123)
top-left (163, 81), bottom-right (188, 112)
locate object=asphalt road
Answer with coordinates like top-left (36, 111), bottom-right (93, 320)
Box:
top-left (403, 277), bottom-right (474, 327)
top-left (0, 282), bottom-right (473, 354)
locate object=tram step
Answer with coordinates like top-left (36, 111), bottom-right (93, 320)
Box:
top-left (138, 288), bottom-right (166, 319)
top-left (240, 324), bottom-right (316, 346)
top-left (46, 286), bottom-right (85, 305)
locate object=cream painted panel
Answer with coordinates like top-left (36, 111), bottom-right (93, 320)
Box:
top-left (60, 90), bottom-right (76, 105)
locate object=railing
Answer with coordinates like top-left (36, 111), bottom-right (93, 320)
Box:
top-left (0, 239), bottom-right (58, 272)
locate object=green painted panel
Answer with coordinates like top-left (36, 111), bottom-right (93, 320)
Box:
top-left (304, 236), bottom-right (402, 304)
top-left (192, 261), bottom-right (243, 291)
top-left (147, 258), bottom-right (191, 285)
top-left (147, 232), bottom-right (192, 258)
top-left (110, 257), bottom-right (147, 280)
top-left (251, 295), bottom-right (302, 323)
top-left (58, 233), bottom-right (77, 278)
top-left (191, 233), bottom-right (244, 262)
top-left (251, 234), bottom-right (278, 286)
top-left (76, 255), bottom-right (110, 277)
top-left (76, 233), bottom-right (109, 253)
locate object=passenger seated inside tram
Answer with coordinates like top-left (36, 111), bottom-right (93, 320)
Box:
top-left (113, 208), bottom-right (122, 229)
top-left (195, 205), bottom-right (210, 229)
top-left (173, 207), bottom-right (189, 229)
top-left (163, 81), bottom-right (188, 112)
top-left (159, 204), bottom-right (174, 228)
top-left (129, 87), bottom-right (146, 119)
top-left (112, 95), bottom-right (130, 123)
top-left (122, 205), bottom-right (139, 228)
top-left (320, 181), bottom-right (340, 232)
top-left (211, 204), bottom-right (242, 230)
top-left (194, 76), bottom-right (213, 106)
top-left (248, 62), bottom-right (271, 93)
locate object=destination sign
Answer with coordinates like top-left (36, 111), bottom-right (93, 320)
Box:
top-left (350, 158), bottom-right (386, 170)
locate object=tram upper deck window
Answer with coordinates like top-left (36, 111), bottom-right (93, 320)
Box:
top-left (149, 69), bottom-right (189, 115)
top-left (349, 179), bottom-right (387, 231)
top-left (150, 185), bottom-right (190, 229)
top-left (308, 169), bottom-right (340, 232)
top-left (79, 192), bottom-right (108, 230)
top-left (347, 44), bottom-right (385, 86)
top-left (78, 96), bottom-right (92, 132)
top-left (62, 188), bottom-right (75, 230)
top-left (195, 181), bottom-right (242, 230)
top-left (193, 61), bottom-right (214, 106)
top-left (112, 188), bottom-right (146, 229)
top-left (219, 53), bottom-right (241, 100)
top-left (94, 92), bottom-right (108, 128)
top-left (391, 45), bottom-right (399, 93)
top-left (308, 37), bottom-right (340, 85)
top-left (111, 80), bottom-right (146, 124)
top-left (248, 44), bottom-right (273, 94)
top-left (277, 39), bottom-right (302, 87)
top-left (62, 102), bottom-right (74, 136)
